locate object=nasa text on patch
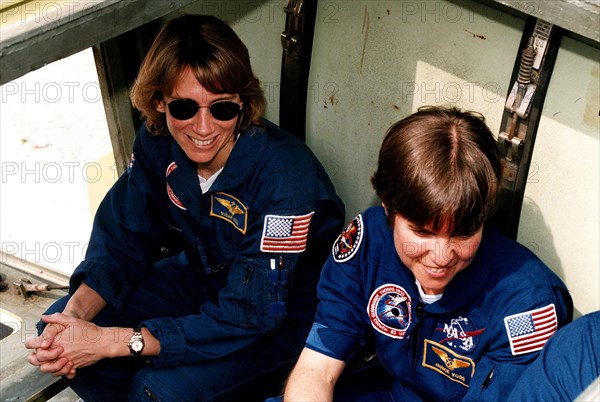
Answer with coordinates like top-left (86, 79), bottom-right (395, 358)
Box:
top-left (433, 316), bottom-right (486, 354)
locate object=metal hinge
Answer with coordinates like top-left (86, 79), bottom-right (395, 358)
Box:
top-left (498, 19), bottom-right (554, 182)
top-left (281, 0), bottom-right (306, 59)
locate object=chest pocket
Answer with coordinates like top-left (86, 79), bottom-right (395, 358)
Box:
top-left (223, 256), bottom-right (287, 331)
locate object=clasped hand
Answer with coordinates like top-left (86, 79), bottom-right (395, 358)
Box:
top-left (25, 313), bottom-right (104, 379)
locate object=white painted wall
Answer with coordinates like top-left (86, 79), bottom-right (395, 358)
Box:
top-left (517, 37), bottom-right (599, 317)
top-left (306, 0), bottom-right (521, 217)
top-left (183, 0), bottom-right (285, 122)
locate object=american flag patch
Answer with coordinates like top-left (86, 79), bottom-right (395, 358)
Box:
top-left (260, 212), bottom-right (314, 253)
top-left (504, 304), bottom-right (558, 356)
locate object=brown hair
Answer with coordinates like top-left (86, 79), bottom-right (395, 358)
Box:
top-left (371, 106), bottom-right (503, 234)
top-left (130, 14), bottom-right (266, 135)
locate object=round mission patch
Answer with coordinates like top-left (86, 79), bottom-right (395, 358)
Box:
top-left (165, 162), bottom-right (186, 210)
top-left (368, 284), bottom-right (412, 339)
top-left (332, 214), bottom-right (363, 262)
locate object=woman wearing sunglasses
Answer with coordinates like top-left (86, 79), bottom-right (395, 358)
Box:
top-left (26, 14), bottom-right (345, 401)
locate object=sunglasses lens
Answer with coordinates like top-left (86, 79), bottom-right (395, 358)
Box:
top-left (168, 99), bottom-right (199, 120)
top-left (167, 100), bottom-right (241, 121)
top-left (210, 101), bottom-right (241, 121)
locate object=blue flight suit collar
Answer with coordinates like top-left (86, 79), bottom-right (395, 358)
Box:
top-left (164, 122), bottom-right (268, 220)
top-left (212, 123), bottom-right (267, 192)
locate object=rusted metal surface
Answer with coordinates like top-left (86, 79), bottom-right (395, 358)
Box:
top-left (0, 263), bottom-right (70, 401)
top-left (489, 0), bottom-right (599, 43)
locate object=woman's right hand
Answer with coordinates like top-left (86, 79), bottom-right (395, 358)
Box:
top-left (26, 318), bottom-right (77, 378)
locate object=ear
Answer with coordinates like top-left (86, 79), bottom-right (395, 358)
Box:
top-left (155, 99), bottom-right (166, 113)
top-left (381, 202), bottom-right (388, 216)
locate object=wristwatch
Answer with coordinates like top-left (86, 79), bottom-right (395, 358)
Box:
top-left (128, 327), bottom-right (145, 357)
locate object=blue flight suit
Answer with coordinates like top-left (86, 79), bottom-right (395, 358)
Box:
top-left (306, 206), bottom-right (572, 401)
top-left (44, 120), bottom-right (345, 401)
top-left (508, 310), bottom-right (600, 401)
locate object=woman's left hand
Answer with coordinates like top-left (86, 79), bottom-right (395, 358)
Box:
top-left (26, 313), bottom-right (110, 373)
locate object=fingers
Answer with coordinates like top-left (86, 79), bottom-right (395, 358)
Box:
top-left (27, 314), bottom-right (74, 351)
top-left (27, 346), bottom-right (64, 366)
top-left (28, 349), bottom-right (76, 377)
top-left (40, 357), bottom-right (75, 377)
top-left (25, 336), bottom-right (50, 350)
top-left (41, 312), bottom-right (73, 325)
top-left (25, 322), bottom-right (65, 350)
top-left (26, 313), bottom-right (80, 379)
top-left (28, 347), bottom-right (78, 378)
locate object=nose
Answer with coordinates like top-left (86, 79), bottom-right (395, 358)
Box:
top-left (429, 237), bottom-right (456, 267)
top-left (192, 107), bottom-right (213, 134)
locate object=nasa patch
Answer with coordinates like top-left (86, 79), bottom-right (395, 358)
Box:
top-left (166, 162), bottom-right (186, 210)
top-left (367, 284), bottom-right (412, 339)
top-left (332, 214), bottom-right (364, 263)
top-left (433, 316), bottom-right (485, 354)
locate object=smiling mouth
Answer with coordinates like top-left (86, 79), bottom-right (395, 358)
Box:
top-left (189, 135), bottom-right (215, 146)
top-left (423, 264), bottom-right (456, 278)
top-left (427, 267), bottom-right (447, 274)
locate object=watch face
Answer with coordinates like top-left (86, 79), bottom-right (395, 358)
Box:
top-left (131, 340), bottom-right (143, 352)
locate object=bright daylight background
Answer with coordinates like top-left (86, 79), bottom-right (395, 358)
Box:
top-left (0, 49), bottom-right (115, 275)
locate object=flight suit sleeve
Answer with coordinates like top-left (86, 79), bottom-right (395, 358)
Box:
top-left (463, 275), bottom-right (573, 401)
top-left (507, 311), bottom-right (600, 402)
top-left (305, 262), bottom-right (368, 361)
top-left (305, 215), bottom-right (370, 362)
top-left (69, 129), bottom-right (168, 309)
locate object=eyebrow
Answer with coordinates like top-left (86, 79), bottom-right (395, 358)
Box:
top-left (408, 223), bottom-right (434, 234)
top-left (166, 94), bottom-right (239, 103)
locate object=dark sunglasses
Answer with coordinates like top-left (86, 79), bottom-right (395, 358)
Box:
top-left (166, 99), bottom-right (243, 121)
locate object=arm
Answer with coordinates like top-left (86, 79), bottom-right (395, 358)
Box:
top-left (25, 282), bottom-right (107, 377)
top-left (462, 261), bottom-right (573, 401)
top-left (26, 129), bottom-right (168, 376)
top-left (284, 348), bottom-right (346, 401)
top-left (62, 282), bottom-right (107, 320)
top-left (69, 129), bottom-right (169, 309)
top-left (507, 312), bottom-right (600, 402)
top-left (27, 313), bottom-right (162, 374)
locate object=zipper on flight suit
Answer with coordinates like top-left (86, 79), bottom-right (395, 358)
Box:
top-left (144, 387), bottom-right (159, 401)
top-left (243, 266), bottom-right (254, 284)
